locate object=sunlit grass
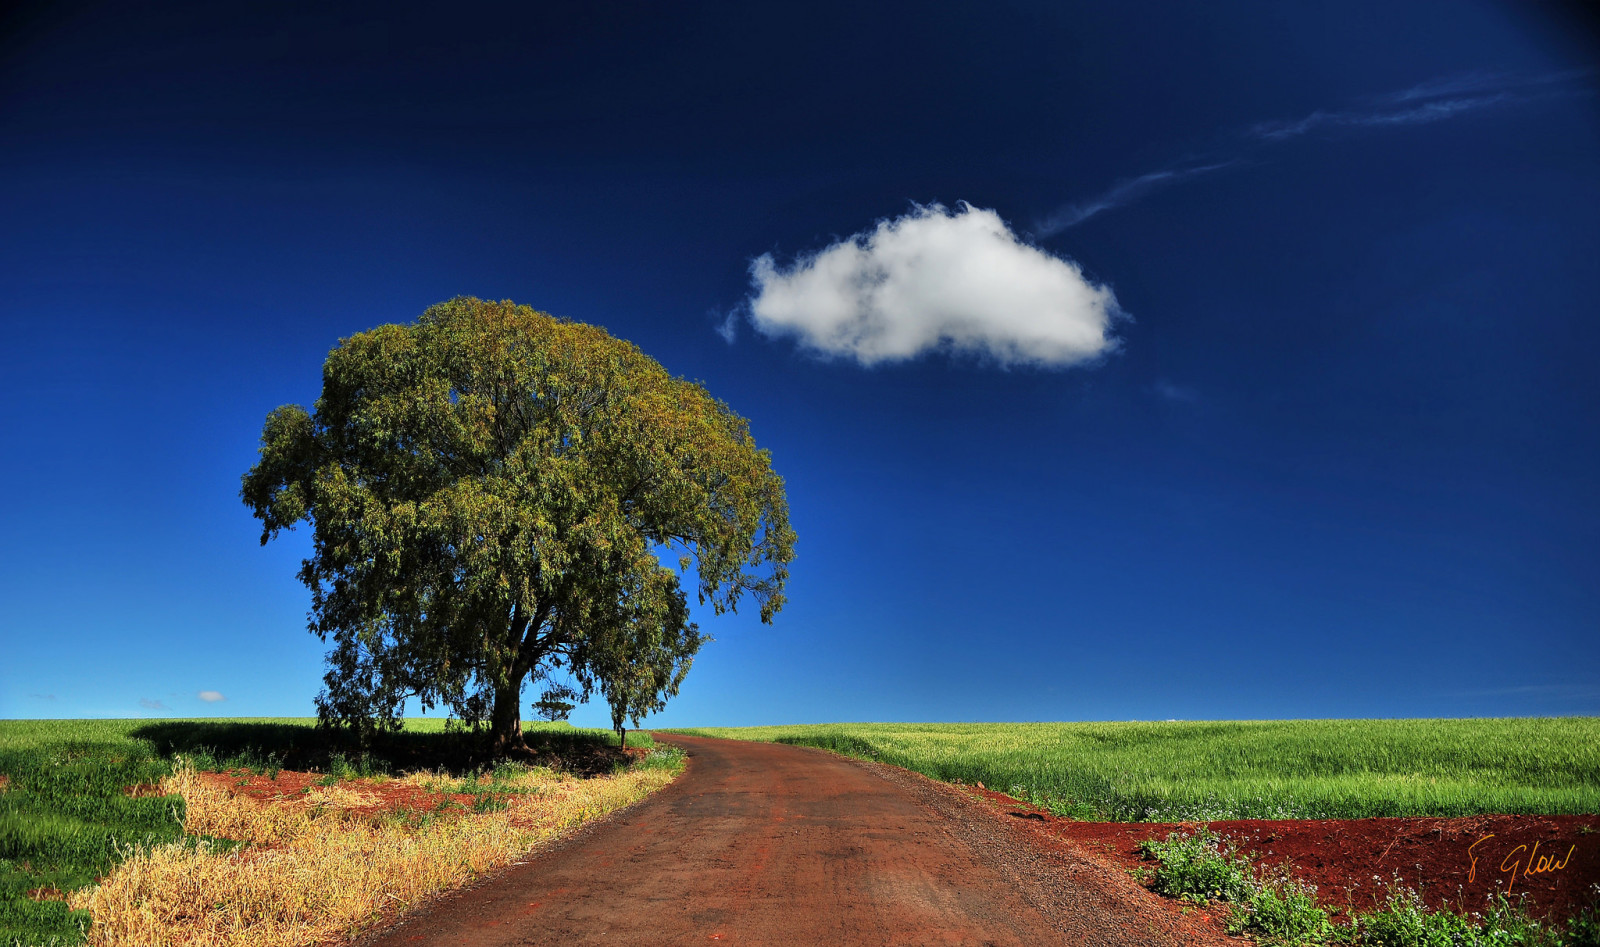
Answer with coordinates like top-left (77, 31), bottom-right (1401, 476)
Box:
top-left (672, 718), bottom-right (1600, 821)
top-left (0, 718), bottom-right (673, 946)
top-left (70, 755), bottom-right (680, 946)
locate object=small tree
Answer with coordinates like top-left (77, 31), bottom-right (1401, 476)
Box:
top-left (531, 684), bottom-right (578, 723)
top-left (242, 297), bottom-right (793, 753)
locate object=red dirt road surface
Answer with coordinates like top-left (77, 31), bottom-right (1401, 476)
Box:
top-left (355, 734), bottom-right (1237, 947)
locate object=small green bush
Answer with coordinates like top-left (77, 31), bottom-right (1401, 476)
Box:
top-left (1232, 878), bottom-right (1335, 946)
top-left (1355, 886), bottom-right (1575, 946)
top-left (1139, 829), bottom-right (1256, 903)
top-left (1139, 829), bottom-right (1334, 944)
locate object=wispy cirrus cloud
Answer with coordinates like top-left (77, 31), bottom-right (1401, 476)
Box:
top-left (1248, 93), bottom-right (1512, 141)
top-left (1036, 70), bottom-right (1591, 234)
top-left (1390, 68), bottom-right (1592, 102)
top-left (1036, 161), bottom-right (1238, 236)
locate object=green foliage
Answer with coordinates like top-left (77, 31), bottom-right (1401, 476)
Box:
top-left (1567, 904), bottom-right (1600, 947)
top-left (1236, 880), bottom-right (1336, 946)
top-left (242, 297), bottom-right (794, 749)
top-left (582, 571), bottom-right (703, 745)
top-left (1138, 829), bottom-right (1256, 902)
top-left (1351, 886), bottom-right (1600, 947)
top-left (1138, 829), bottom-right (1333, 944)
top-left (675, 718), bottom-right (1600, 820)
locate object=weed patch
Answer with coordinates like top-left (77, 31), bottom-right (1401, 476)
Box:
top-left (1138, 828), bottom-right (1600, 946)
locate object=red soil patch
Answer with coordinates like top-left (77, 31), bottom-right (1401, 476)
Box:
top-left (0, 774), bottom-right (10, 792)
top-left (197, 769), bottom-right (485, 819)
top-left (26, 887), bottom-right (66, 902)
top-left (967, 787), bottom-right (1600, 923)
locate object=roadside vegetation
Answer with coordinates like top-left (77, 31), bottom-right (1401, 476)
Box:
top-left (673, 718), bottom-right (1600, 821)
top-left (0, 718), bottom-right (682, 947)
top-left (1137, 828), bottom-right (1600, 946)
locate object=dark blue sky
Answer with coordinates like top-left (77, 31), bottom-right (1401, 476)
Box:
top-left (3, 1), bottom-right (1597, 726)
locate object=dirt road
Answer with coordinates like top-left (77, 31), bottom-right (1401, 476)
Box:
top-left (358, 734), bottom-right (1233, 946)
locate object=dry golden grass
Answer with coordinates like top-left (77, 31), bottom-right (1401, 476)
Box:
top-left (69, 761), bottom-right (677, 947)
top-left (394, 767), bottom-right (558, 796)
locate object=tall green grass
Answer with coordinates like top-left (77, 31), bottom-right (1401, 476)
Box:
top-left (672, 718), bottom-right (1600, 821)
top-left (0, 717), bottom-right (651, 946)
top-left (0, 721), bottom-right (182, 945)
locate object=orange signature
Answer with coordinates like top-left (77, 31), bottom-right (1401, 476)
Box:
top-left (1468, 834), bottom-right (1577, 894)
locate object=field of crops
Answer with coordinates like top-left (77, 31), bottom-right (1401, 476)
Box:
top-left (672, 718), bottom-right (1600, 822)
top-left (0, 717), bottom-right (652, 946)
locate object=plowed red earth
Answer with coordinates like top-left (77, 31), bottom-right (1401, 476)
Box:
top-left (969, 787), bottom-right (1600, 922)
top-left (196, 769), bottom-right (483, 817)
top-left (353, 735), bottom-right (1243, 946)
top-left (197, 747), bottom-right (657, 820)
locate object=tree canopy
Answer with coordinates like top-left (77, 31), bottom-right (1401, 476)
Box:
top-left (242, 297), bottom-right (794, 752)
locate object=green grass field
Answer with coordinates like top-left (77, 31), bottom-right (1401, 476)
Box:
top-left (0, 717), bottom-right (651, 946)
top-left (671, 718), bottom-right (1600, 822)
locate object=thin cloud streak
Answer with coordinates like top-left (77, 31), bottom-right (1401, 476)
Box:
top-left (1390, 67), bottom-right (1593, 102)
top-left (1036, 161), bottom-right (1237, 236)
top-left (1250, 94), bottom-right (1512, 141)
top-left (1037, 70), bottom-right (1588, 234)
top-left (1391, 72), bottom-right (1508, 102)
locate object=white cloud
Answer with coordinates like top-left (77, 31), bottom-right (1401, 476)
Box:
top-left (745, 203), bottom-right (1121, 367)
top-left (197, 690), bottom-right (226, 702)
top-left (139, 698), bottom-right (168, 711)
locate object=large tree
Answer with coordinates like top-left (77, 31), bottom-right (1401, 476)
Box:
top-left (242, 297), bottom-right (794, 753)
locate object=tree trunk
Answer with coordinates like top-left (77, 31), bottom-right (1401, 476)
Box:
top-left (489, 676), bottom-right (527, 755)
top-left (618, 726), bottom-right (626, 749)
